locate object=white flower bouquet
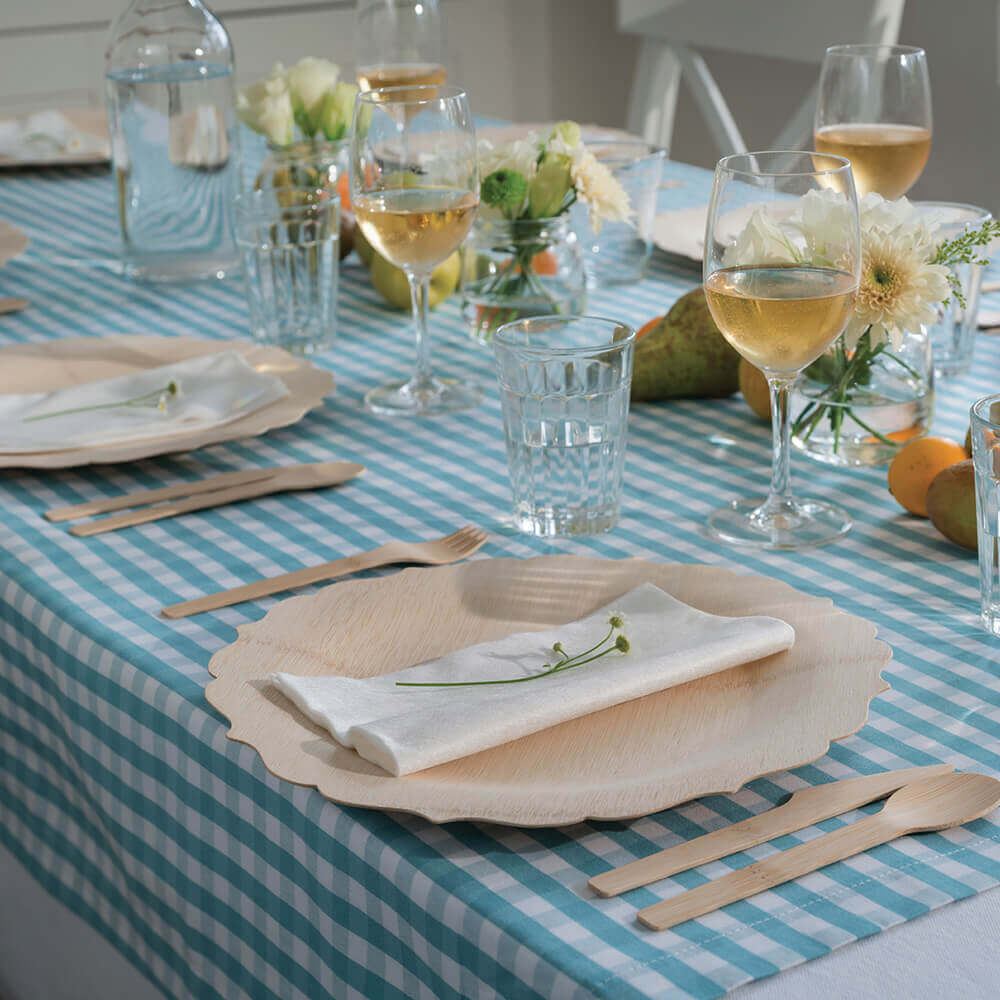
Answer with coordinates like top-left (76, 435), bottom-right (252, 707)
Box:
top-left (727, 189), bottom-right (998, 460)
top-left (237, 58), bottom-right (357, 147)
top-left (464, 122), bottom-right (631, 340)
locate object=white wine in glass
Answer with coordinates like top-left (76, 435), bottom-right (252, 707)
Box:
top-left (704, 265), bottom-right (857, 374)
top-left (354, 0), bottom-right (446, 95)
top-left (353, 188), bottom-right (477, 271)
top-left (350, 85), bottom-right (480, 416)
top-left (814, 45), bottom-right (931, 199)
top-left (703, 152), bottom-right (861, 549)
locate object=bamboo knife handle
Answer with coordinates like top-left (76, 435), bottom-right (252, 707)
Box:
top-left (637, 814), bottom-right (897, 931)
top-left (589, 763), bottom-right (952, 897)
top-left (161, 545), bottom-right (394, 618)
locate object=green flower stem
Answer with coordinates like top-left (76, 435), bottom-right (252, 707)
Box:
top-left (396, 623), bottom-right (628, 688)
top-left (791, 328), bottom-right (917, 454)
top-left (23, 382), bottom-right (178, 423)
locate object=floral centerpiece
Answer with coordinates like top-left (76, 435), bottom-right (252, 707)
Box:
top-left (237, 58), bottom-right (357, 194)
top-left (728, 190), bottom-right (999, 465)
top-left (461, 122), bottom-right (631, 342)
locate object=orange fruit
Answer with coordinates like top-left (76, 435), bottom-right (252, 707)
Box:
top-left (635, 316), bottom-right (663, 341)
top-left (530, 250), bottom-right (559, 276)
top-left (887, 436), bottom-right (969, 517)
top-left (336, 173), bottom-right (351, 212)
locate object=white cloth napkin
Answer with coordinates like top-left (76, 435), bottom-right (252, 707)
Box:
top-left (0, 110), bottom-right (107, 160)
top-left (0, 351), bottom-right (289, 453)
top-left (271, 583), bottom-right (795, 776)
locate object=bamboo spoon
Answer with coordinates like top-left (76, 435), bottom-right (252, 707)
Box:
top-left (637, 772), bottom-right (1000, 931)
top-left (589, 764), bottom-right (953, 898)
top-left (0, 297), bottom-right (29, 315)
top-left (161, 525), bottom-right (488, 618)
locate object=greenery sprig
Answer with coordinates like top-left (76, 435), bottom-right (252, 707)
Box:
top-left (23, 380), bottom-right (180, 423)
top-left (931, 219), bottom-right (1000, 306)
top-left (396, 615), bottom-right (630, 688)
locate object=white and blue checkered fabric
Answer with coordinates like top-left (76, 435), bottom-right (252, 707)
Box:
top-left (2, 155), bottom-right (1000, 1000)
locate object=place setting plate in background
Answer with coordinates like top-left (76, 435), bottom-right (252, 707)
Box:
top-left (0, 335), bottom-right (335, 469)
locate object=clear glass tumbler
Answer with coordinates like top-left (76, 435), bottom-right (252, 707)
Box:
top-left (971, 394), bottom-right (1000, 636)
top-left (493, 316), bottom-right (635, 536)
top-left (916, 201), bottom-right (992, 378)
top-left (233, 186), bottom-right (340, 354)
top-left (571, 140), bottom-right (666, 287)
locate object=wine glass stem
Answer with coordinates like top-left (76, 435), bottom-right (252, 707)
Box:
top-left (766, 375), bottom-right (795, 508)
top-left (408, 272), bottom-right (432, 385)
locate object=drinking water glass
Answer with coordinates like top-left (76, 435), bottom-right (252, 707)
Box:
top-left (571, 140), bottom-right (665, 286)
top-left (916, 202), bottom-right (992, 378)
top-left (493, 316), bottom-right (635, 536)
top-left (971, 394), bottom-right (1000, 636)
top-left (233, 187), bottom-right (340, 354)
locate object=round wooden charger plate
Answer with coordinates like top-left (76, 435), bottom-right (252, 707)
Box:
top-left (206, 555), bottom-right (891, 827)
top-left (0, 335), bottom-right (334, 468)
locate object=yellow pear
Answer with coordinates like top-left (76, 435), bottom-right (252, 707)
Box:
top-left (354, 224), bottom-right (375, 267)
top-left (370, 250), bottom-right (461, 310)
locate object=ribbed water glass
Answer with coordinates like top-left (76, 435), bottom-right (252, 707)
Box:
top-left (234, 186), bottom-right (339, 354)
top-left (493, 316), bottom-right (635, 536)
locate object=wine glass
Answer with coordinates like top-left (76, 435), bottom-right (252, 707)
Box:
top-left (814, 44), bottom-right (931, 200)
top-left (354, 0), bottom-right (446, 95)
top-left (350, 85), bottom-right (480, 415)
top-left (703, 151), bottom-right (861, 549)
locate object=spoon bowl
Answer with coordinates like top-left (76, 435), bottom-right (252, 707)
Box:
top-left (883, 772), bottom-right (1000, 832)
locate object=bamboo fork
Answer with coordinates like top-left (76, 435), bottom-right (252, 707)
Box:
top-left (161, 525), bottom-right (489, 618)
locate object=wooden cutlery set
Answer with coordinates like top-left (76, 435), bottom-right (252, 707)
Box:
top-left (591, 765), bottom-right (1000, 930)
top-left (44, 460), bottom-right (487, 618)
top-left (45, 464), bottom-right (1000, 929)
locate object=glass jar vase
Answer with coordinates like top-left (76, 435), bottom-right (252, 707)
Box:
top-left (460, 216), bottom-right (586, 344)
top-left (254, 139), bottom-right (349, 196)
top-left (790, 325), bottom-right (933, 466)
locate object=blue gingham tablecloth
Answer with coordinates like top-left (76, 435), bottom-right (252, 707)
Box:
top-left (2, 155), bottom-right (1000, 1000)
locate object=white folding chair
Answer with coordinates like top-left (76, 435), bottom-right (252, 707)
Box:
top-left (619, 0), bottom-right (906, 157)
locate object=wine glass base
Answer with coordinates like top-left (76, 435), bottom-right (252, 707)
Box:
top-left (707, 496), bottom-right (852, 550)
top-left (365, 375), bottom-right (481, 417)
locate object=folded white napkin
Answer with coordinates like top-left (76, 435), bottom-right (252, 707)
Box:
top-left (271, 583), bottom-right (795, 776)
top-left (0, 351), bottom-right (289, 453)
top-left (0, 110), bottom-right (107, 160)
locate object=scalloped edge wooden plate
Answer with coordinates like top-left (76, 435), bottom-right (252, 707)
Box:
top-left (205, 556), bottom-right (891, 826)
top-left (0, 335), bottom-right (334, 468)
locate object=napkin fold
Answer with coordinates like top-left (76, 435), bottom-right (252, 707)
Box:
top-left (0, 351), bottom-right (289, 452)
top-left (271, 583), bottom-right (795, 776)
top-left (0, 110), bottom-right (107, 160)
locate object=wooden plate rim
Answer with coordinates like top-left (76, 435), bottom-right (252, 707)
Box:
top-left (205, 556), bottom-right (892, 826)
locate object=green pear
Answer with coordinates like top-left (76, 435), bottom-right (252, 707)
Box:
top-left (370, 250), bottom-right (461, 310)
top-left (630, 287), bottom-right (741, 402)
top-left (926, 460), bottom-right (978, 551)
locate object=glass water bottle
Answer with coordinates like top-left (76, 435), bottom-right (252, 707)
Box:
top-left (105, 0), bottom-right (241, 281)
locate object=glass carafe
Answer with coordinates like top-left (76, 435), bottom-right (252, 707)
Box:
top-left (105, 0), bottom-right (240, 281)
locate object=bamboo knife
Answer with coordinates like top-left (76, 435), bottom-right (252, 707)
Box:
top-left (52, 461), bottom-right (364, 536)
top-left (588, 763), bottom-right (954, 898)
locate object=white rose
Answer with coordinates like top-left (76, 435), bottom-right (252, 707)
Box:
top-left (722, 207), bottom-right (800, 268)
top-left (286, 57), bottom-right (341, 133)
top-left (237, 63), bottom-right (294, 145)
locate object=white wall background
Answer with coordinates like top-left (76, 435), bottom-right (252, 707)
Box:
top-left (0, 0), bottom-right (995, 212)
